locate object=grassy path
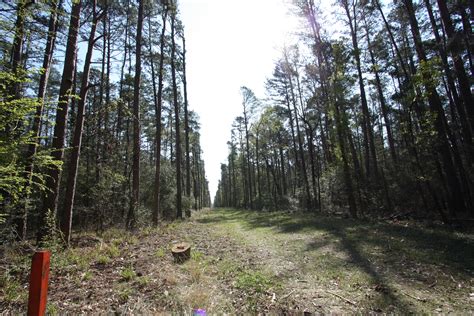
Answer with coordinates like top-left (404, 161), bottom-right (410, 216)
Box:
top-left (1, 208), bottom-right (473, 314)
top-left (193, 208), bottom-right (473, 313)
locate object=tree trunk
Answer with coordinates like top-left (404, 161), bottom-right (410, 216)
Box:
top-left (334, 99), bottom-right (358, 219)
top-left (243, 107), bottom-right (253, 209)
top-left (127, 0), bottom-right (144, 230)
top-left (38, 1), bottom-right (81, 242)
top-left (285, 68), bottom-right (310, 208)
top-left (373, 0), bottom-right (410, 78)
top-left (182, 36), bottom-right (191, 217)
top-left (61, 1), bottom-right (101, 244)
top-left (363, 15), bottom-right (397, 163)
top-left (117, 0), bottom-right (131, 139)
top-left (103, 6), bottom-right (111, 164)
top-left (284, 90), bottom-right (299, 196)
top-left (294, 72), bottom-right (313, 209)
top-left (9, 0), bottom-right (33, 99)
top-left (403, 0), bottom-right (466, 216)
top-left (342, 0), bottom-right (378, 179)
top-left (305, 123), bottom-right (319, 211)
top-left (435, 0), bottom-right (474, 143)
top-left (459, 7), bottom-right (474, 78)
top-left (150, 7), bottom-right (168, 225)
top-left (17, 0), bottom-right (60, 239)
top-left (170, 11), bottom-right (183, 219)
top-left (423, 0), bottom-right (472, 158)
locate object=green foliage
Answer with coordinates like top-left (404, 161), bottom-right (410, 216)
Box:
top-left (137, 275), bottom-right (151, 287)
top-left (105, 244), bottom-right (120, 258)
top-left (0, 271), bottom-right (27, 304)
top-left (155, 247), bottom-right (166, 258)
top-left (413, 58), bottom-right (442, 99)
top-left (117, 286), bottom-right (132, 303)
top-left (96, 254), bottom-right (111, 265)
top-left (0, 70), bottom-right (57, 226)
top-left (158, 160), bottom-right (177, 218)
top-left (120, 265), bottom-right (136, 281)
top-left (235, 270), bottom-right (277, 294)
top-left (41, 209), bottom-right (65, 254)
top-left (46, 302), bottom-right (59, 315)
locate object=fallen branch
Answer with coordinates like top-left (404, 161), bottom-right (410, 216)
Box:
top-left (401, 291), bottom-right (426, 302)
top-left (326, 290), bottom-right (357, 306)
top-left (281, 289), bottom-right (296, 300)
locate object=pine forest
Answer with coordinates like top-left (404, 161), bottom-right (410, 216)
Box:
top-left (0, 0), bottom-right (473, 314)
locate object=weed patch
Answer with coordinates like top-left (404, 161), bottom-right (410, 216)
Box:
top-left (120, 265), bottom-right (136, 281)
top-left (0, 272), bottom-right (26, 304)
top-left (155, 247), bottom-right (166, 258)
top-left (235, 270), bottom-right (277, 294)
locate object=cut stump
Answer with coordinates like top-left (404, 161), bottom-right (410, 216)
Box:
top-left (171, 242), bottom-right (191, 263)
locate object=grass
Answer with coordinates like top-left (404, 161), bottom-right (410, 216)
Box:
top-left (191, 250), bottom-right (204, 261)
top-left (217, 258), bottom-right (243, 278)
top-left (235, 270), bottom-right (278, 294)
top-left (0, 272), bottom-right (26, 304)
top-left (186, 262), bottom-right (203, 283)
top-left (116, 284), bottom-right (133, 303)
top-left (120, 265), bottom-right (136, 282)
top-left (96, 254), bottom-right (111, 265)
top-left (155, 247), bottom-right (166, 258)
top-left (185, 286), bottom-right (210, 309)
top-left (197, 208), bottom-right (474, 314)
top-left (1, 210), bottom-right (471, 314)
top-left (46, 302), bottom-right (59, 315)
top-left (136, 276), bottom-right (151, 287)
top-left (81, 270), bottom-right (93, 281)
top-left (104, 244), bottom-right (120, 258)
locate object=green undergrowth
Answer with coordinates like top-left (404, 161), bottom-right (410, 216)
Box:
top-left (0, 225), bottom-right (166, 310)
top-left (235, 270), bottom-right (279, 294)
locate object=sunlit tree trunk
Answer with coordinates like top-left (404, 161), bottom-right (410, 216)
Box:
top-left (39, 1), bottom-right (82, 242)
top-left (62, 1), bottom-right (102, 244)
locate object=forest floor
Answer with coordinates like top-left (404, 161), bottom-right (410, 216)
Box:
top-left (1, 208), bottom-right (473, 314)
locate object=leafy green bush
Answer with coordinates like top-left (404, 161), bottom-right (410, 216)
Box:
top-left (0, 70), bottom-right (57, 233)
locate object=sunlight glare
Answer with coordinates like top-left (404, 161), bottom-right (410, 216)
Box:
top-left (181, 0), bottom-right (300, 202)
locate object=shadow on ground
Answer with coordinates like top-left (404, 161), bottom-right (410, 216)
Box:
top-left (198, 208), bottom-right (474, 313)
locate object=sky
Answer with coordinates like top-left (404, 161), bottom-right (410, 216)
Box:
top-left (180, 0), bottom-right (300, 202)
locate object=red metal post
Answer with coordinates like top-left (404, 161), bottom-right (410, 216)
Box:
top-left (27, 250), bottom-right (51, 316)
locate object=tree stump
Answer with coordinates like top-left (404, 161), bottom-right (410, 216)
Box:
top-left (171, 242), bottom-right (191, 263)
